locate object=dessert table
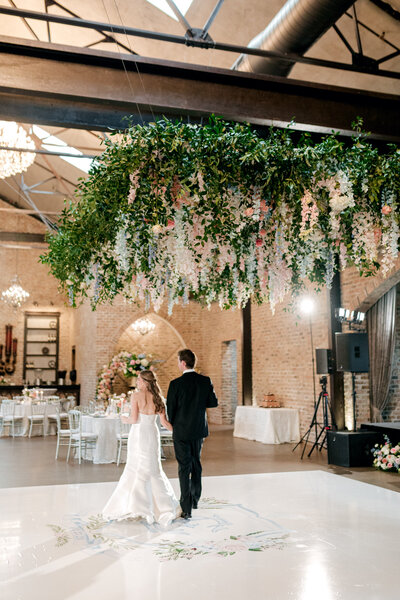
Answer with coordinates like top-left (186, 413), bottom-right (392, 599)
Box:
top-left (233, 406), bottom-right (300, 444)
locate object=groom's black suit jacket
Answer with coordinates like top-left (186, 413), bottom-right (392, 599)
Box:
top-left (166, 372), bottom-right (218, 441)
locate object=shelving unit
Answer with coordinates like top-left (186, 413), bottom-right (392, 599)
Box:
top-left (23, 312), bottom-right (60, 384)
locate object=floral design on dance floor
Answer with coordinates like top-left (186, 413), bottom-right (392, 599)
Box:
top-left (47, 497), bottom-right (290, 561)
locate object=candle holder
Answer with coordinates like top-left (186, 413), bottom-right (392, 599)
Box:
top-left (0, 325), bottom-right (18, 375)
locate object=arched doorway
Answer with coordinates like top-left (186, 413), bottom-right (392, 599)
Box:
top-left (113, 313), bottom-right (187, 397)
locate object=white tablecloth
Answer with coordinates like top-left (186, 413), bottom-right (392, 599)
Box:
top-left (0, 402), bottom-right (57, 437)
top-left (233, 406), bottom-right (300, 444)
top-left (81, 415), bottom-right (128, 464)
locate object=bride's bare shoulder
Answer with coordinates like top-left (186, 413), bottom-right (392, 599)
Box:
top-left (130, 390), bottom-right (144, 401)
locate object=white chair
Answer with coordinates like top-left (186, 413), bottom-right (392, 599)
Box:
top-left (1, 400), bottom-right (24, 437)
top-left (67, 410), bottom-right (98, 464)
top-left (12, 396), bottom-right (26, 402)
top-left (47, 399), bottom-right (68, 434)
top-left (157, 414), bottom-right (173, 459)
top-left (66, 395), bottom-right (76, 410)
top-left (116, 416), bottom-right (130, 466)
top-left (27, 402), bottom-right (47, 437)
top-left (160, 426), bottom-right (174, 458)
top-left (54, 407), bottom-right (71, 459)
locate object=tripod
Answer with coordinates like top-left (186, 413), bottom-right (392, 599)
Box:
top-left (293, 376), bottom-right (336, 459)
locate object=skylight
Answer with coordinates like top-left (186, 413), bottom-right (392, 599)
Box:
top-left (145, 0), bottom-right (194, 21)
top-left (32, 125), bottom-right (93, 174)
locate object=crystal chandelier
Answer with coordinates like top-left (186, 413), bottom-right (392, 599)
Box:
top-left (1, 275), bottom-right (30, 309)
top-left (132, 318), bottom-right (155, 336)
top-left (0, 121), bottom-right (36, 180)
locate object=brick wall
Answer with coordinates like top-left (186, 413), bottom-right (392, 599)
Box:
top-left (2, 198), bottom-right (400, 429)
top-left (221, 340), bottom-right (238, 424)
top-left (73, 295), bottom-right (242, 424)
top-left (341, 267), bottom-right (400, 427)
top-left (383, 285), bottom-right (400, 421)
top-left (251, 288), bottom-right (330, 436)
top-left (0, 200), bottom-right (73, 386)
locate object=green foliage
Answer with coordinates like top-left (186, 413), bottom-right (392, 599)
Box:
top-left (41, 117), bottom-right (400, 312)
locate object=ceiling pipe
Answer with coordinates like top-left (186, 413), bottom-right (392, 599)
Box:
top-left (233, 0), bottom-right (355, 76)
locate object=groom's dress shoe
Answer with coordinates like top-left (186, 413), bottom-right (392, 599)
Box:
top-left (181, 512), bottom-right (192, 520)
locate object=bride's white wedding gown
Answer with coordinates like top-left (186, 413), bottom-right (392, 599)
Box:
top-left (102, 413), bottom-right (180, 526)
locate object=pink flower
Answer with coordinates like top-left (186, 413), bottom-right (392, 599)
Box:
top-left (167, 219), bottom-right (175, 229)
top-left (256, 238), bottom-right (263, 247)
top-left (244, 208), bottom-right (254, 217)
top-left (374, 228), bottom-right (382, 243)
top-left (259, 229), bottom-right (266, 237)
top-left (136, 360), bottom-right (141, 364)
top-left (382, 205), bottom-right (392, 215)
top-left (388, 463), bottom-right (393, 469)
top-left (130, 360), bottom-right (135, 365)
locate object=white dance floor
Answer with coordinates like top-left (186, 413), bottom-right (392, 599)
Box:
top-left (1, 471), bottom-right (399, 599)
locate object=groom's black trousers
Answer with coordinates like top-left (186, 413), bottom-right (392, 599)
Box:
top-left (173, 438), bottom-right (203, 515)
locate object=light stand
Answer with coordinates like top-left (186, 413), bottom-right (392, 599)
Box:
top-left (308, 315), bottom-right (318, 443)
top-left (293, 374), bottom-right (336, 458)
top-left (351, 372), bottom-right (357, 431)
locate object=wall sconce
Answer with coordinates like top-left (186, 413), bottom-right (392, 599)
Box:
top-left (0, 324), bottom-right (18, 375)
top-left (335, 308), bottom-right (365, 329)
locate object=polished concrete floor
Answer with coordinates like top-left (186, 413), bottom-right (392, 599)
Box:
top-left (1, 425), bottom-right (399, 493)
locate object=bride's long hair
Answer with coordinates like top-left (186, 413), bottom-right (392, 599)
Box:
top-left (139, 370), bottom-right (165, 414)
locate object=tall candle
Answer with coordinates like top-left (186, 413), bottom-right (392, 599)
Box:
top-left (0, 344), bottom-right (3, 360)
top-left (5, 325), bottom-right (12, 356)
top-left (12, 338), bottom-right (17, 357)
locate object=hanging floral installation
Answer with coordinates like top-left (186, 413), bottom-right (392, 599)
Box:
top-left (96, 351), bottom-right (154, 403)
top-left (42, 117), bottom-right (400, 313)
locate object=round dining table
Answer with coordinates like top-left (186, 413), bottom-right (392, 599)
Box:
top-left (81, 414), bottom-right (129, 464)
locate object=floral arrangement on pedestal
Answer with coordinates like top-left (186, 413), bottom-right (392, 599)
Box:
top-left (372, 435), bottom-right (400, 473)
top-left (42, 117), bottom-right (400, 313)
top-left (96, 351), bottom-right (154, 403)
top-left (108, 393), bottom-right (127, 414)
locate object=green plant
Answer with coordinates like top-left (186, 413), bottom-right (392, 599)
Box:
top-left (42, 117), bottom-right (400, 313)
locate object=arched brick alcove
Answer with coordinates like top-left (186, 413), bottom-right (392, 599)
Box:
top-left (113, 313), bottom-right (187, 397)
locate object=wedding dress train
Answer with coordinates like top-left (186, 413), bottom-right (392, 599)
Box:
top-left (103, 413), bottom-right (180, 526)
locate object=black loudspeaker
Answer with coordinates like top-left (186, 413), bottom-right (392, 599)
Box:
top-left (315, 348), bottom-right (333, 374)
top-left (335, 332), bottom-right (369, 373)
top-left (327, 431), bottom-right (379, 467)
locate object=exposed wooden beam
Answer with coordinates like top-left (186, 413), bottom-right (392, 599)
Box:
top-left (0, 36), bottom-right (399, 141)
top-left (0, 232), bottom-right (46, 243)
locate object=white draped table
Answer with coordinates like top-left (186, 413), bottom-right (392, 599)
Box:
top-left (81, 415), bottom-right (129, 464)
top-left (0, 402), bottom-right (57, 437)
top-left (233, 406), bottom-right (300, 444)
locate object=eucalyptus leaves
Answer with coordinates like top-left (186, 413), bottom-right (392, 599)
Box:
top-left (42, 118), bottom-right (400, 312)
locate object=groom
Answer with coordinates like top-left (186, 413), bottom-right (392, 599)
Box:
top-left (167, 349), bottom-right (218, 519)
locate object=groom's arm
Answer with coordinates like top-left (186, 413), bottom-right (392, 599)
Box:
top-left (206, 377), bottom-right (218, 408)
top-left (166, 380), bottom-right (178, 425)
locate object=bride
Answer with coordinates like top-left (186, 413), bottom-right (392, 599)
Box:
top-left (102, 370), bottom-right (180, 526)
